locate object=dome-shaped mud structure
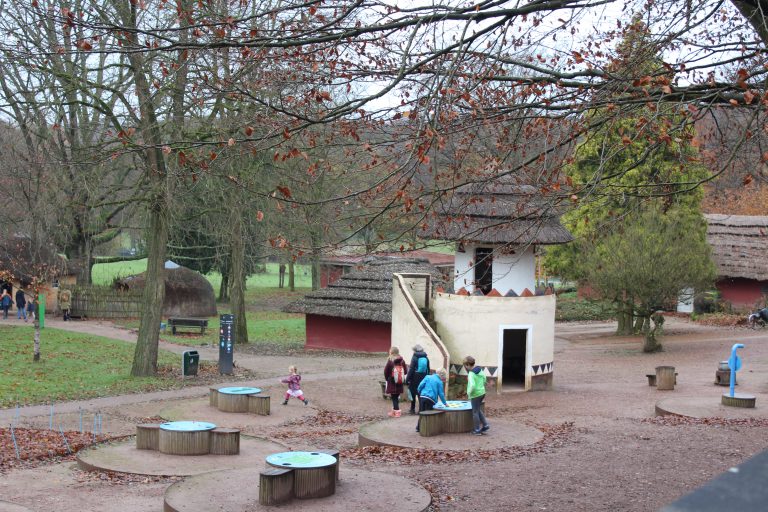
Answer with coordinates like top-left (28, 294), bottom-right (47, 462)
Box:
top-left (115, 264), bottom-right (217, 317)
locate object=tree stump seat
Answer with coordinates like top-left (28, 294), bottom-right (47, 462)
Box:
top-left (209, 387), bottom-right (219, 408)
top-left (647, 372), bottom-right (678, 386)
top-left (654, 366), bottom-right (678, 390)
top-left (248, 395), bottom-right (271, 416)
top-left (715, 369), bottom-right (736, 386)
top-left (209, 428), bottom-right (240, 455)
top-left (418, 410), bottom-right (445, 437)
top-left (259, 468), bottom-right (294, 506)
top-left (136, 424), bottom-right (160, 450)
top-left (316, 449), bottom-right (340, 481)
top-left (217, 393), bottom-right (250, 413)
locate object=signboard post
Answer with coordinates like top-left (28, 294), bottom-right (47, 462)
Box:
top-left (219, 314), bottom-right (234, 375)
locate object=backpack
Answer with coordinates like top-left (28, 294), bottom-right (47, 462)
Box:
top-left (392, 364), bottom-right (406, 385)
top-left (416, 356), bottom-right (428, 374)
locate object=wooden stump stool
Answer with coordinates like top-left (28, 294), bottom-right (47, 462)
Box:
top-left (209, 387), bottom-right (219, 408)
top-left (715, 370), bottom-right (735, 386)
top-left (136, 424), bottom-right (160, 450)
top-left (655, 366), bottom-right (676, 391)
top-left (259, 468), bottom-right (294, 506)
top-left (293, 467), bottom-right (336, 499)
top-left (418, 410), bottom-right (445, 437)
top-left (209, 428), bottom-right (240, 455)
top-left (249, 395), bottom-right (271, 416)
top-left (217, 393), bottom-right (250, 413)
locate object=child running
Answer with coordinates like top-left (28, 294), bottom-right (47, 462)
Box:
top-left (281, 365), bottom-right (309, 405)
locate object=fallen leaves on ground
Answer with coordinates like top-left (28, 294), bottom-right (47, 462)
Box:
top-left (341, 422), bottom-right (576, 465)
top-left (72, 468), bottom-right (182, 486)
top-left (641, 416), bottom-right (768, 427)
top-left (0, 427), bottom-right (114, 472)
top-left (272, 409), bottom-right (379, 439)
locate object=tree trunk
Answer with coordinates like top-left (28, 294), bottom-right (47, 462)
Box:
top-left (642, 315), bottom-right (662, 352)
top-left (219, 271), bottom-right (229, 302)
top-left (132, 206), bottom-right (167, 376)
top-left (229, 209), bottom-right (248, 344)
top-left (288, 260), bottom-right (295, 291)
top-left (33, 305), bottom-right (40, 362)
top-left (616, 301), bottom-right (633, 335)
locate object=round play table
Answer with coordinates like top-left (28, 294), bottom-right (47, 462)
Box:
top-left (213, 386), bottom-right (263, 412)
top-left (266, 451), bottom-right (337, 499)
top-left (434, 400), bottom-right (474, 433)
top-left (158, 421), bottom-right (216, 455)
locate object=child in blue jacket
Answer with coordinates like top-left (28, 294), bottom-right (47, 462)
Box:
top-left (415, 368), bottom-right (447, 432)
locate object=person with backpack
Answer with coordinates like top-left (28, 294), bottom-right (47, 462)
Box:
top-left (384, 346), bottom-right (408, 418)
top-left (464, 355), bottom-right (490, 435)
top-left (406, 344), bottom-right (431, 415)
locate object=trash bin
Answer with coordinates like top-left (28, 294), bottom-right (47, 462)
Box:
top-left (182, 350), bottom-right (199, 377)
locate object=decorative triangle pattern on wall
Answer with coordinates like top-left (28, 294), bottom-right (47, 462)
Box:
top-left (531, 361), bottom-right (554, 375)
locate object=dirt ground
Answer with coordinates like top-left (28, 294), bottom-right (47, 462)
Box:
top-left (2, 318), bottom-right (768, 511)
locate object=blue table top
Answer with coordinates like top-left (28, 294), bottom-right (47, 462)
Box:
top-left (159, 421), bottom-right (217, 432)
top-left (434, 400), bottom-right (472, 411)
top-left (266, 451), bottom-right (337, 469)
top-left (217, 386), bottom-right (262, 395)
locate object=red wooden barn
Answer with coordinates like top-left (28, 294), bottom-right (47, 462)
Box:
top-left (705, 214), bottom-right (768, 310)
top-left (285, 257), bottom-right (445, 352)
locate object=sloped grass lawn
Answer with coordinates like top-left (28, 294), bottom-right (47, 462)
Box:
top-left (0, 326), bottom-right (181, 408)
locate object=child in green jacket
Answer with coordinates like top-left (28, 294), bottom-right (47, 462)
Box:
top-left (464, 355), bottom-right (489, 435)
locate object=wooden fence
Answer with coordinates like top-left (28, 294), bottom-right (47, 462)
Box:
top-left (71, 286), bottom-right (143, 319)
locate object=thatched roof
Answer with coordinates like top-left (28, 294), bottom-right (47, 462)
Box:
top-left (285, 257), bottom-right (445, 322)
top-left (421, 181), bottom-right (573, 245)
top-left (705, 214), bottom-right (768, 280)
top-left (115, 265), bottom-right (217, 317)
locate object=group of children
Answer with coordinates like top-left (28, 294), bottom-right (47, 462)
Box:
top-left (386, 345), bottom-right (490, 435)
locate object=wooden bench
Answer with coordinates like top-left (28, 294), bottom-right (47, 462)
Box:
top-left (168, 317), bottom-right (208, 335)
top-left (259, 468), bottom-right (294, 506)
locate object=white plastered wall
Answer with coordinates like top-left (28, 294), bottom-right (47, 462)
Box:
top-left (452, 242), bottom-right (536, 295)
top-left (432, 293), bottom-right (555, 390)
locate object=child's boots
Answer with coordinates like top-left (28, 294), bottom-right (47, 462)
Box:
top-left (393, 409), bottom-right (402, 418)
top-left (282, 399), bottom-right (288, 405)
top-left (387, 409), bottom-right (396, 417)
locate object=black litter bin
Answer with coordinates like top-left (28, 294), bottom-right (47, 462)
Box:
top-left (182, 350), bottom-right (199, 376)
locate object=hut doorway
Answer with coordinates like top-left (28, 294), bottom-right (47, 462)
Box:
top-left (474, 248), bottom-right (493, 294)
top-left (498, 325), bottom-right (531, 391)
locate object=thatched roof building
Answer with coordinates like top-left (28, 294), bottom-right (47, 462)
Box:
top-left (705, 214), bottom-right (768, 281)
top-left (286, 257), bottom-right (444, 323)
top-left (115, 263), bottom-right (217, 317)
top-left (422, 182), bottom-right (573, 245)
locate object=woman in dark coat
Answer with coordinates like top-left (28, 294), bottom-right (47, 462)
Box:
top-left (406, 344), bottom-right (431, 414)
top-left (384, 346), bottom-right (408, 418)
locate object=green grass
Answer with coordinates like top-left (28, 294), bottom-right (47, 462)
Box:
top-left (92, 259), bottom-right (313, 289)
top-left (0, 326), bottom-right (181, 407)
top-left (114, 310), bottom-right (306, 347)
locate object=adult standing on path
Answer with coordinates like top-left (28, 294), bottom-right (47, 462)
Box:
top-left (406, 344), bottom-right (430, 415)
top-left (15, 289), bottom-right (27, 321)
top-left (59, 287), bottom-right (72, 321)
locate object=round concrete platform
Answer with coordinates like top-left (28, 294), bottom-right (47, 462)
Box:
top-left (164, 467), bottom-right (431, 512)
top-left (159, 396), bottom-right (314, 430)
top-left (77, 436), bottom-right (285, 476)
top-left (656, 394), bottom-right (768, 419)
top-left (358, 416), bottom-right (543, 450)
top-left (0, 501), bottom-right (34, 512)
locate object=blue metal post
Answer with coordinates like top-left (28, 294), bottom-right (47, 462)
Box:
top-left (729, 343), bottom-right (745, 397)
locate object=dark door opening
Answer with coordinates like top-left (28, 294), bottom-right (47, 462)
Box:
top-left (474, 248), bottom-right (493, 295)
top-left (502, 329), bottom-right (527, 386)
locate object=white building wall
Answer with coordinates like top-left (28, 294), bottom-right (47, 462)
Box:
top-left (452, 242), bottom-right (536, 295)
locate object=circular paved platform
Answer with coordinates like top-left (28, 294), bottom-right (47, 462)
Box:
top-left (159, 395), bottom-right (313, 430)
top-left (77, 436), bottom-right (285, 476)
top-left (164, 467), bottom-right (431, 512)
top-left (358, 416), bottom-right (543, 450)
top-left (656, 393), bottom-right (768, 419)
top-left (0, 502), bottom-right (33, 512)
